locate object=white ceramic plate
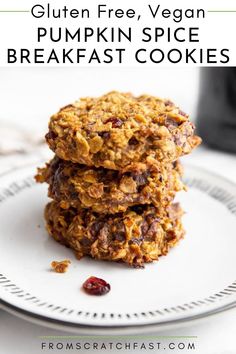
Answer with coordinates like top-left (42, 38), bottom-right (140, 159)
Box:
top-left (0, 162), bottom-right (236, 334)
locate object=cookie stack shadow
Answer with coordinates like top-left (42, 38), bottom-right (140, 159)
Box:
top-left (36, 92), bottom-right (201, 267)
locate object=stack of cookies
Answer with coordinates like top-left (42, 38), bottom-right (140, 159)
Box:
top-left (36, 92), bottom-right (201, 267)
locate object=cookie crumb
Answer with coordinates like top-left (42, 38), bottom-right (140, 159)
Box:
top-left (51, 259), bottom-right (71, 273)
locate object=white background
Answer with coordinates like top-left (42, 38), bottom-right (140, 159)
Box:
top-left (0, 67), bottom-right (199, 133)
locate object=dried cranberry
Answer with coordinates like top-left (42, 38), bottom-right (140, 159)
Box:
top-left (105, 117), bottom-right (123, 128)
top-left (83, 276), bottom-right (110, 295)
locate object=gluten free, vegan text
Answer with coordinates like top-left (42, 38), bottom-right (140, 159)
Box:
top-left (7, 3), bottom-right (230, 64)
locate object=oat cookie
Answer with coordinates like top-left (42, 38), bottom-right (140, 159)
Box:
top-left (46, 91), bottom-right (201, 170)
top-left (45, 201), bottom-right (184, 267)
top-left (36, 156), bottom-right (185, 214)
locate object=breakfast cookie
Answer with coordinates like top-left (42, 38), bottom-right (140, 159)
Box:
top-left (44, 201), bottom-right (184, 267)
top-left (46, 91), bottom-right (201, 171)
top-left (36, 156), bottom-right (185, 214)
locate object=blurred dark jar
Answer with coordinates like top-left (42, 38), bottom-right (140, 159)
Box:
top-left (197, 67), bottom-right (236, 153)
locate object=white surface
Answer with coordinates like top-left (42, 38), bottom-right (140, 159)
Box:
top-left (0, 163), bottom-right (236, 330)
